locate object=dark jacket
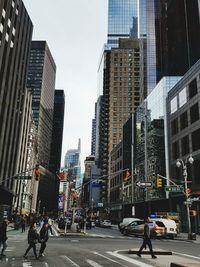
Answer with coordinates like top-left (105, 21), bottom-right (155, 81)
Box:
top-left (39, 226), bottom-right (49, 243)
top-left (28, 228), bottom-right (38, 245)
top-left (143, 222), bottom-right (151, 238)
top-left (0, 222), bottom-right (7, 242)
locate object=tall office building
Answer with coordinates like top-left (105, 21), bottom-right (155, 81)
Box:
top-left (0, 0), bottom-right (33, 206)
top-left (91, 103), bottom-right (97, 156)
top-left (27, 41), bottom-right (56, 212)
top-left (155, 0), bottom-right (200, 82)
top-left (27, 41), bottom-right (56, 167)
top-left (49, 89), bottom-right (65, 212)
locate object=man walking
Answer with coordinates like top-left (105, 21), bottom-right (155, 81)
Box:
top-left (137, 217), bottom-right (157, 259)
top-left (0, 219), bottom-right (8, 258)
top-left (38, 223), bottom-right (49, 257)
top-left (23, 222), bottom-right (39, 259)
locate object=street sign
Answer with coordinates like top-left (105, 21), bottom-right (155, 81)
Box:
top-left (14, 176), bottom-right (32, 180)
top-left (165, 186), bottom-right (184, 192)
top-left (136, 181), bottom-right (152, 188)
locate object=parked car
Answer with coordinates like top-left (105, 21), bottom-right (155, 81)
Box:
top-left (58, 217), bottom-right (72, 230)
top-left (123, 220), bottom-right (166, 238)
top-left (119, 218), bottom-right (142, 234)
top-left (100, 220), bottom-right (112, 228)
top-left (151, 218), bottom-right (177, 239)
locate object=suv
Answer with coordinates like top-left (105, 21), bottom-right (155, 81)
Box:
top-left (119, 218), bottom-right (141, 234)
top-left (123, 220), bottom-right (166, 238)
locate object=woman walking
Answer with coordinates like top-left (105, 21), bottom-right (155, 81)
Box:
top-left (23, 222), bottom-right (38, 259)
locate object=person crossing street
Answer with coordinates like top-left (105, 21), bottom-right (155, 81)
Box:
top-left (137, 217), bottom-right (157, 259)
top-left (38, 223), bottom-right (49, 258)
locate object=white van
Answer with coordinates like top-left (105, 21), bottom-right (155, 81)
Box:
top-left (152, 218), bottom-right (177, 239)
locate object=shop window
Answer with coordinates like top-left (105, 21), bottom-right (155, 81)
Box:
top-left (181, 135), bottom-right (189, 156)
top-left (189, 79), bottom-right (197, 99)
top-left (192, 128), bottom-right (200, 151)
top-left (171, 118), bottom-right (178, 135)
top-left (180, 111), bottom-right (188, 130)
top-left (190, 103), bottom-right (199, 124)
top-left (172, 141), bottom-right (179, 160)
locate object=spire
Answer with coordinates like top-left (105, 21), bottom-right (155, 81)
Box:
top-left (78, 138), bottom-right (81, 152)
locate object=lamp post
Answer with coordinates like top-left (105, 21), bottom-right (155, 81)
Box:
top-left (176, 155), bottom-right (194, 240)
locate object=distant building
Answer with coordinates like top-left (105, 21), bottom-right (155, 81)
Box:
top-left (0, 0), bottom-right (33, 207)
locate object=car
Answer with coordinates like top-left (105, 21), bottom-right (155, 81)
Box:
top-left (151, 218), bottom-right (177, 239)
top-left (123, 220), bottom-right (166, 238)
top-left (100, 220), bottom-right (112, 228)
top-left (119, 218), bottom-right (142, 234)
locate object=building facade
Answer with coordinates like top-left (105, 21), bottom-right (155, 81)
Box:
top-left (0, 0), bottom-right (33, 206)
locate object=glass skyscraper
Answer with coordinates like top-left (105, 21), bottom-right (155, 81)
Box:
top-left (107, 0), bottom-right (138, 48)
top-left (107, 0), bottom-right (156, 91)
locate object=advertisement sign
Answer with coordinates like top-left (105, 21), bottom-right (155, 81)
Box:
top-left (58, 194), bottom-right (64, 210)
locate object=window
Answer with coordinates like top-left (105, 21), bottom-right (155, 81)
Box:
top-left (181, 135), bottom-right (189, 156)
top-left (192, 129), bottom-right (200, 151)
top-left (170, 96), bottom-right (177, 114)
top-left (171, 118), bottom-right (178, 135)
top-left (172, 141), bottom-right (179, 160)
top-left (189, 79), bottom-right (197, 99)
top-left (190, 103), bottom-right (199, 124)
top-left (180, 111), bottom-right (188, 130)
top-left (179, 88), bottom-right (187, 107)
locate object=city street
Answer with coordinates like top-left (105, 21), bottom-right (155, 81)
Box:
top-left (1, 225), bottom-right (200, 267)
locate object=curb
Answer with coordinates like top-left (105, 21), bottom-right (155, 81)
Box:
top-left (128, 250), bottom-right (172, 255)
top-left (170, 263), bottom-right (200, 267)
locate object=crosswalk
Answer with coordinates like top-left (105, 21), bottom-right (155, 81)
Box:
top-left (88, 233), bottom-right (133, 239)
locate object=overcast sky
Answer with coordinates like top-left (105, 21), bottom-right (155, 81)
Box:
top-left (23, 0), bottom-right (108, 170)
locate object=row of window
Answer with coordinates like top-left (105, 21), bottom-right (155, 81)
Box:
top-left (171, 102), bottom-right (199, 135)
top-left (172, 128), bottom-right (200, 159)
top-left (170, 78), bottom-right (198, 114)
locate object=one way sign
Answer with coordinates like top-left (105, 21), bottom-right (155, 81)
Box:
top-left (136, 181), bottom-right (153, 188)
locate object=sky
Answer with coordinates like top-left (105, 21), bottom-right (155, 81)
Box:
top-left (23, 0), bottom-right (108, 170)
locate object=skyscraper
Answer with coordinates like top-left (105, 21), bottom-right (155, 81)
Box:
top-left (155, 0), bottom-right (200, 82)
top-left (27, 41), bottom-right (56, 212)
top-left (0, 0), bottom-right (33, 206)
top-left (27, 41), bottom-right (56, 167)
top-left (49, 89), bottom-right (65, 212)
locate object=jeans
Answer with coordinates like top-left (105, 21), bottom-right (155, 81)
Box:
top-left (39, 242), bottom-right (46, 254)
top-left (0, 241), bottom-right (8, 255)
top-left (24, 243), bottom-right (37, 257)
top-left (138, 237), bottom-right (155, 257)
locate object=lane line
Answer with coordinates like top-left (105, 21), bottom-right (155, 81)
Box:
top-left (86, 259), bottom-right (103, 267)
top-left (173, 251), bottom-right (200, 260)
top-left (61, 255), bottom-right (80, 267)
top-left (107, 251), bottom-right (154, 267)
top-left (44, 263), bottom-right (49, 267)
top-left (23, 262), bottom-right (32, 267)
top-left (93, 251), bottom-right (128, 267)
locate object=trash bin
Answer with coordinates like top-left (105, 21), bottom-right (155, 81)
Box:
top-left (188, 233), bottom-right (196, 240)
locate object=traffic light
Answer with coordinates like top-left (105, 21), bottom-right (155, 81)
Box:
top-left (35, 163), bottom-right (41, 181)
top-left (190, 210), bottom-right (197, 216)
top-left (155, 177), bottom-right (163, 188)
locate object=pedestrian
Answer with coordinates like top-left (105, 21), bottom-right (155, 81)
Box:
top-left (137, 217), bottom-right (157, 259)
top-left (23, 222), bottom-right (39, 259)
top-left (0, 219), bottom-right (9, 258)
top-left (38, 223), bottom-right (49, 258)
top-left (48, 217), bottom-right (53, 235)
top-left (21, 216), bottom-right (26, 233)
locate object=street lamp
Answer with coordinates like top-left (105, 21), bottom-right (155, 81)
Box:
top-left (176, 154), bottom-right (194, 240)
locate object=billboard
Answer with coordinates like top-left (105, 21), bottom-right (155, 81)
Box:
top-left (58, 194), bottom-right (64, 210)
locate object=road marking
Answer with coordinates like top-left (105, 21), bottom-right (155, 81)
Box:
top-left (107, 251), bottom-right (153, 267)
top-left (86, 259), bottom-right (103, 267)
top-left (44, 263), bottom-right (49, 267)
top-left (61, 255), bottom-right (80, 267)
top-left (173, 251), bottom-right (200, 260)
top-left (23, 262), bottom-right (32, 267)
top-left (93, 251), bottom-right (128, 267)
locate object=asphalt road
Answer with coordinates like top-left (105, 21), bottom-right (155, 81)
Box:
top-left (1, 225), bottom-right (199, 267)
